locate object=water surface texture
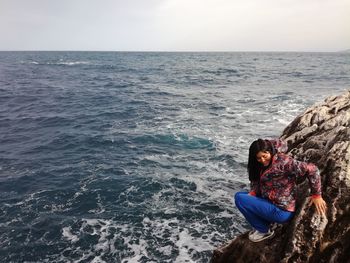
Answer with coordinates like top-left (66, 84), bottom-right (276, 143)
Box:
top-left (0, 52), bottom-right (349, 262)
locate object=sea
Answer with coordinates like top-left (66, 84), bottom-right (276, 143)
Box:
top-left (0, 51), bottom-right (349, 263)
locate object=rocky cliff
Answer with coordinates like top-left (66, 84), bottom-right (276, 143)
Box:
top-left (212, 91), bottom-right (350, 263)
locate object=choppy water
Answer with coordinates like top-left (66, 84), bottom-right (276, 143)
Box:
top-left (0, 51), bottom-right (349, 262)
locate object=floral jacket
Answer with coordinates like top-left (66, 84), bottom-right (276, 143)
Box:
top-left (250, 139), bottom-right (322, 212)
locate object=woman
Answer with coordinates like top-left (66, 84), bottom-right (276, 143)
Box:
top-left (234, 139), bottom-right (327, 242)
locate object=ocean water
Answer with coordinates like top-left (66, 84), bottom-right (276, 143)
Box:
top-left (0, 51), bottom-right (349, 262)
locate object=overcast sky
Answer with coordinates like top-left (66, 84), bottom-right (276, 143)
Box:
top-left (0, 0), bottom-right (349, 51)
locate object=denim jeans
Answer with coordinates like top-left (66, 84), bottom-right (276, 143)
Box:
top-left (234, 191), bottom-right (294, 233)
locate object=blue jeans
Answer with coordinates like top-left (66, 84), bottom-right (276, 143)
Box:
top-left (234, 191), bottom-right (294, 233)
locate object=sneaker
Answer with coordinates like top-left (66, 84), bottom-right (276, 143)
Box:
top-left (248, 223), bottom-right (279, 235)
top-left (248, 229), bottom-right (275, 242)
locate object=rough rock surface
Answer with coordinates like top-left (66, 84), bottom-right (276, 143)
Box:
top-left (211, 91), bottom-right (350, 263)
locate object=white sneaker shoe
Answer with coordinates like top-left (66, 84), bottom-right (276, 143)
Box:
top-left (248, 229), bottom-right (275, 242)
top-left (248, 227), bottom-right (274, 236)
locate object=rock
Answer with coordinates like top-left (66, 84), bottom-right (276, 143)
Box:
top-left (211, 91), bottom-right (350, 263)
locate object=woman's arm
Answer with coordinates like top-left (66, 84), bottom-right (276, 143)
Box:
top-left (290, 159), bottom-right (327, 215)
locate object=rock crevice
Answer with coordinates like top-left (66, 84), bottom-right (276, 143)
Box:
top-left (212, 91), bottom-right (350, 263)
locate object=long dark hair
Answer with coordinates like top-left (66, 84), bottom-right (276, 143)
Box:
top-left (248, 139), bottom-right (275, 182)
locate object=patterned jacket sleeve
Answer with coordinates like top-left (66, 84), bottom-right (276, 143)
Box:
top-left (289, 158), bottom-right (322, 197)
top-left (250, 180), bottom-right (260, 196)
top-left (270, 139), bottom-right (288, 153)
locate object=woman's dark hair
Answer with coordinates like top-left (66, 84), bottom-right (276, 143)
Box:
top-left (248, 139), bottom-right (275, 181)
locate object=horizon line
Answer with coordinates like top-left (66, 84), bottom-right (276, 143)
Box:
top-left (0, 49), bottom-right (347, 53)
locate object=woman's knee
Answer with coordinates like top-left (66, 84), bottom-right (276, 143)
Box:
top-left (234, 191), bottom-right (248, 205)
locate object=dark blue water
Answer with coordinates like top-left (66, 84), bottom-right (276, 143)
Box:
top-left (0, 51), bottom-right (349, 262)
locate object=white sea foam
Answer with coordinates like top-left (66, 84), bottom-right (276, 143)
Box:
top-left (62, 226), bottom-right (79, 243)
top-left (59, 209), bottom-right (233, 263)
top-left (57, 61), bottom-right (90, 66)
top-left (175, 229), bottom-right (198, 263)
top-left (88, 193), bottom-right (106, 214)
top-left (90, 256), bottom-right (107, 263)
top-left (61, 219), bottom-right (121, 262)
top-left (27, 60), bottom-right (90, 66)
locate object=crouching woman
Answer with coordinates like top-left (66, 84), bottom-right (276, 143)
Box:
top-left (234, 139), bottom-right (327, 242)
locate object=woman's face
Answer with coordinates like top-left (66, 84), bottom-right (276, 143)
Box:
top-left (256, 151), bottom-right (272, 167)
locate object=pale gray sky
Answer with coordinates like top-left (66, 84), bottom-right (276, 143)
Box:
top-left (0, 0), bottom-right (349, 51)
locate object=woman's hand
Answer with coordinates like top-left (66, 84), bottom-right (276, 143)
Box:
top-left (310, 196), bottom-right (327, 215)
